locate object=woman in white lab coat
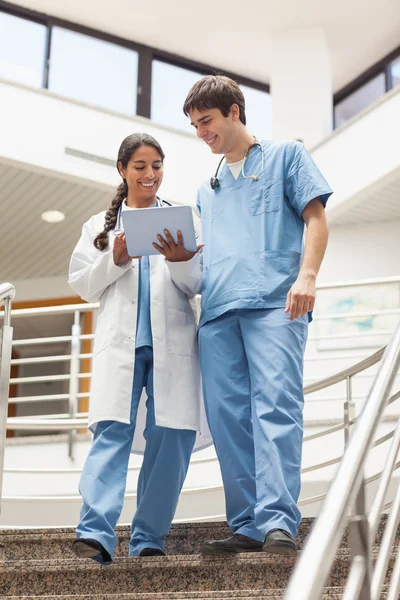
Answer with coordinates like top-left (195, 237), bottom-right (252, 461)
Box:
top-left (69, 133), bottom-right (208, 564)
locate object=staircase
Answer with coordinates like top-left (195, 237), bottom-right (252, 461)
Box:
top-left (1, 283), bottom-right (400, 598)
top-left (0, 517), bottom-right (396, 599)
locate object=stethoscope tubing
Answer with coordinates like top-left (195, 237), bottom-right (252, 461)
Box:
top-left (113, 196), bottom-right (165, 236)
top-left (210, 141), bottom-right (264, 190)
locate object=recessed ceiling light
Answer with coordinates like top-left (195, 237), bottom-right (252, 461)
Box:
top-left (41, 210), bottom-right (65, 223)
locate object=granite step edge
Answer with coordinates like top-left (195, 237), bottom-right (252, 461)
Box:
top-left (0, 547), bottom-right (390, 573)
top-left (0, 591), bottom-right (388, 600)
top-left (0, 553), bottom-right (298, 572)
top-left (0, 516), bottom-right (394, 548)
top-left (0, 521), bottom-right (231, 538)
top-left (0, 517), bottom-right (325, 538)
top-left (0, 589), bottom-right (363, 600)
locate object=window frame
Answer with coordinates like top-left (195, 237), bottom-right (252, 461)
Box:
top-left (333, 45), bottom-right (400, 128)
top-left (3, 0), bottom-right (397, 129)
top-left (0, 0), bottom-right (269, 120)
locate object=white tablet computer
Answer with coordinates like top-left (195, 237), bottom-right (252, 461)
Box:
top-left (121, 205), bottom-right (197, 257)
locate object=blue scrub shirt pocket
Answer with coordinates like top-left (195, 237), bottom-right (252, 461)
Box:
top-left (250, 177), bottom-right (282, 216)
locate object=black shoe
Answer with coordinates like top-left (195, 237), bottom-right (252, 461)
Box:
top-left (72, 538), bottom-right (112, 563)
top-left (201, 534), bottom-right (263, 554)
top-left (139, 548), bottom-right (166, 557)
top-left (263, 529), bottom-right (298, 556)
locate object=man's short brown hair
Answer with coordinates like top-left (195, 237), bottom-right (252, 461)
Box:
top-left (183, 75), bottom-right (246, 125)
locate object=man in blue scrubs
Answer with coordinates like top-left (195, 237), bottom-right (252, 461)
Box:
top-left (160, 75), bottom-right (332, 556)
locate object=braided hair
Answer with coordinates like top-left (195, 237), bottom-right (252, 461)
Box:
top-left (94, 133), bottom-right (165, 250)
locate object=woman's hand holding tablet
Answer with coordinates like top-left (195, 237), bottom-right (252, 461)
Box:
top-left (153, 230), bottom-right (204, 262)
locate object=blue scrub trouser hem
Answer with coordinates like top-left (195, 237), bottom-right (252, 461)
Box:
top-left (235, 517), bottom-right (299, 542)
top-left (234, 526), bottom-right (264, 543)
top-left (76, 533), bottom-right (114, 565)
top-left (263, 519), bottom-right (298, 541)
top-left (129, 541), bottom-right (164, 557)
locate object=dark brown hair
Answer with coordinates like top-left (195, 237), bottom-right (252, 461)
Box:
top-left (94, 133), bottom-right (165, 250)
top-left (183, 75), bottom-right (246, 125)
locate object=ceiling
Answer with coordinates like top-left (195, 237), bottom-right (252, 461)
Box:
top-left (327, 166), bottom-right (400, 226)
top-left (8, 0), bottom-right (400, 93)
top-left (0, 160), bottom-right (113, 281)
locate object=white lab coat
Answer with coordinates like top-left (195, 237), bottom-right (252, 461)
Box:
top-left (68, 208), bottom-right (210, 452)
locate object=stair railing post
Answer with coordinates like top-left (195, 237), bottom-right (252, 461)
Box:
top-left (345, 372), bottom-right (371, 598)
top-left (0, 289), bottom-right (15, 515)
top-left (344, 375), bottom-right (355, 446)
top-left (348, 476), bottom-right (372, 599)
top-left (68, 310), bottom-right (81, 460)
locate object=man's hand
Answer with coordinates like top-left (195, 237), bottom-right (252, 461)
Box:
top-left (153, 229), bottom-right (204, 262)
top-left (113, 233), bottom-right (141, 265)
top-left (285, 273), bottom-right (316, 321)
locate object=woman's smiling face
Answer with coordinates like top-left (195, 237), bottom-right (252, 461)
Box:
top-left (118, 144), bottom-right (164, 204)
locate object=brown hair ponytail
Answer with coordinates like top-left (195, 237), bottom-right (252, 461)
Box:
top-left (94, 181), bottom-right (127, 250)
top-left (93, 133), bottom-right (165, 251)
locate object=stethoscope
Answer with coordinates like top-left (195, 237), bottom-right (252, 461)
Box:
top-left (113, 197), bottom-right (170, 236)
top-left (210, 140), bottom-right (265, 190)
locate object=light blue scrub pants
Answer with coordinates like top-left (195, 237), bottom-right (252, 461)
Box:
top-left (198, 308), bottom-right (308, 542)
top-left (76, 345), bottom-right (196, 563)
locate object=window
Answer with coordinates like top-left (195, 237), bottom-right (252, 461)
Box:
top-left (390, 57), bottom-right (400, 89)
top-left (48, 27), bottom-right (138, 115)
top-left (0, 12), bottom-right (47, 87)
top-left (151, 62), bottom-right (272, 138)
top-left (240, 85), bottom-right (272, 140)
top-left (334, 73), bottom-right (386, 128)
top-left (151, 61), bottom-right (204, 133)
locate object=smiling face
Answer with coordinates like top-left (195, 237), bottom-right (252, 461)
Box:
top-left (118, 144), bottom-right (164, 207)
top-left (189, 106), bottom-right (240, 156)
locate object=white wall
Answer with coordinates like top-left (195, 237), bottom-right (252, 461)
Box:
top-left (319, 219), bottom-right (400, 283)
top-left (271, 27), bottom-right (332, 147)
top-left (0, 79), bottom-right (217, 206)
top-left (311, 85), bottom-right (400, 220)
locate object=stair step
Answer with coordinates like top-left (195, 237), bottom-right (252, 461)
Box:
top-left (0, 590), bottom-right (362, 600)
top-left (1, 550), bottom-right (387, 597)
top-left (0, 592), bottom-right (390, 600)
top-left (0, 515), bottom-right (396, 561)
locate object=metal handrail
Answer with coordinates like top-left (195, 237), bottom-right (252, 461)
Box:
top-left (0, 283), bottom-right (16, 515)
top-left (0, 303), bottom-right (98, 318)
top-left (285, 320), bottom-right (400, 600)
top-left (1, 276), bottom-right (399, 517)
top-left (3, 345), bottom-right (389, 424)
top-left (315, 275), bottom-right (400, 290)
top-left (303, 347), bottom-right (384, 394)
top-left (5, 391), bottom-right (399, 503)
top-left (3, 343), bottom-right (386, 405)
top-left (4, 341), bottom-right (399, 490)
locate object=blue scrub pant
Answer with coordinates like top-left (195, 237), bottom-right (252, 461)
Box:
top-left (198, 308), bottom-right (308, 541)
top-left (76, 345), bottom-right (196, 563)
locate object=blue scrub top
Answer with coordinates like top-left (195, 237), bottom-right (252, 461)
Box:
top-left (131, 201), bottom-right (158, 349)
top-left (197, 140), bottom-right (333, 328)
top-left (135, 255), bottom-right (153, 349)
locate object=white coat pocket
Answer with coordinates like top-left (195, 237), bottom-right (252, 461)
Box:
top-left (167, 308), bottom-right (197, 357)
top-left (92, 312), bottom-right (110, 357)
top-left (250, 177), bottom-right (281, 216)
